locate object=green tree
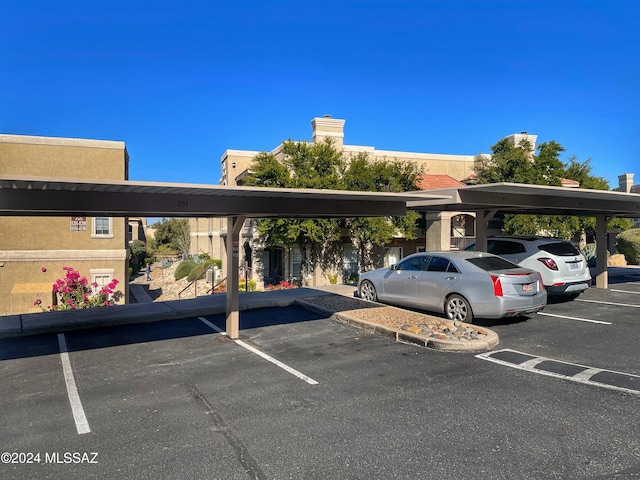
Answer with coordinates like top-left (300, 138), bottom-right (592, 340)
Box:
top-left (474, 138), bottom-right (630, 238)
top-left (562, 157), bottom-right (632, 235)
top-left (343, 153), bottom-right (422, 271)
top-left (244, 142), bottom-right (422, 281)
top-left (243, 139), bottom-right (345, 283)
top-left (129, 239), bottom-right (147, 267)
top-left (475, 138), bottom-right (565, 186)
top-left (152, 218), bottom-right (191, 254)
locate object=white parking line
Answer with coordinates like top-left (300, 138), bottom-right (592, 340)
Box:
top-left (476, 349), bottom-right (640, 396)
top-left (198, 317), bottom-right (319, 385)
top-left (57, 334), bottom-right (91, 434)
top-left (537, 312), bottom-right (612, 325)
top-left (610, 288), bottom-right (640, 295)
top-left (577, 298), bottom-right (640, 308)
top-left (573, 367), bottom-right (605, 382)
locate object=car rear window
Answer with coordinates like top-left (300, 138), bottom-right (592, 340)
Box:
top-left (488, 240), bottom-right (527, 255)
top-left (466, 256), bottom-right (521, 271)
top-left (538, 242), bottom-right (580, 256)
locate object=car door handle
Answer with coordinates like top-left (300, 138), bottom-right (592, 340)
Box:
top-left (445, 276), bottom-right (456, 281)
top-left (409, 275), bottom-right (418, 279)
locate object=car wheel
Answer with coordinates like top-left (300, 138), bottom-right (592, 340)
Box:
top-left (359, 280), bottom-right (378, 302)
top-left (445, 294), bottom-right (473, 323)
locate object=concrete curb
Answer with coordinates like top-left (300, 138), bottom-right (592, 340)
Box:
top-left (1, 288), bottom-right (499, 353)
top-left (295, 298), bottom-right (500, 353)
top-left (0, 290), bottom-right (311, 339)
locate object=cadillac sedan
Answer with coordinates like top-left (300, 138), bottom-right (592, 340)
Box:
top-left (357, 251), bottom-right (547, 323)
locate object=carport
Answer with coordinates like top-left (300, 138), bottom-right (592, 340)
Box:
top-left (0, 175), bottom-right (446, 338)
top-left (407, 183), bottom-right (640, 290)
top-left (2, 177), bottom-right (639, 337)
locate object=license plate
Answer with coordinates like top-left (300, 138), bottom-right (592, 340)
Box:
top-left (568, 262), bottom-right (580, 270)
top-left (523, 283), bottom-right (533, 292)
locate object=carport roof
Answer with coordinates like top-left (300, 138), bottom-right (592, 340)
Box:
top-left (0, 175), bottom-right (448, 218)
top-left (407, 182), bottom-right (640, 218)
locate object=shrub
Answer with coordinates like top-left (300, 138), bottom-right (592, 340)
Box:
top-left (36, 266), bottom-right (123, 311)
top-left (174, 258), bottom-right (197, 280)
top-left (130, 240), bottom-right (147, 266)
top-left (616, 229), bottom-right (640, 265)
top-left (187, 260), bottom-right (214, 282)
top-left (266, 280), bottom-right (297, 291)
top-left (327, 273), bottom-right (338, 285)
top-left (344, 272), bottom-right (359, 284)
top-left (239, 278), bottom-right (257, 292)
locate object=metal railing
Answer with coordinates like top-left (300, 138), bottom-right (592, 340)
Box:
top-left (178, 265), bottom-right (216, 299)
top-left (449, 236), bottom-right (475, 251)
top-left (206, 277), bottom-right (227, 295)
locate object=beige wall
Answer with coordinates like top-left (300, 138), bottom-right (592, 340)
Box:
top-left (0, 134), bottom-right (130, 315)
top-left (220, 118), bottom-right (480, 187)
top-left (0, 135), bottom-right (128, 180)
top-left (0, 217), bottom-right (125, 250)
top-left (189, 217), bottom-right (223, 260)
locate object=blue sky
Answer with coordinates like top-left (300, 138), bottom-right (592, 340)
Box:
top-left (2, 0), bottom-right (639, 189)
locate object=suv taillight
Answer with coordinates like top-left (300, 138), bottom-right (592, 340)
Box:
top-left (537, 257), bottom-right (558, 270)
top-left (490, 275), bottom-right (503, 297)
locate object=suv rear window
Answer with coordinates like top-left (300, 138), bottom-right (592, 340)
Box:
top-left (538, 242), bottom-right (580, 256)
top-left (488, 240), bottom-right (527, 255)
top-left (466, 257), bottom-right (521, 271)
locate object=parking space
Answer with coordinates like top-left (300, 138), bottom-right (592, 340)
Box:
top-left (1, 282), bottom-right (639, 479)
top-left (473, 277), bottom-right (640, 382)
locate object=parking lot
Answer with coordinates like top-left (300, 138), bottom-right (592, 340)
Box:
top-left (1, 273), bottom-right (639, 479)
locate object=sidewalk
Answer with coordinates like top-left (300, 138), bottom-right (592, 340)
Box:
top-left (0, 287), bottom-right (341, 339)
top-left (4, 266), bottom-right (635, 348)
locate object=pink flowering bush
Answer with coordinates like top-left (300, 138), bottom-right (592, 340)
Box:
top-left (36, 266), bottom-right (123, 311)
top-left (266, 280), bottom-right (297, 291)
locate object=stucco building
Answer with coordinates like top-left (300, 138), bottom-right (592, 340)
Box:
top-left (0, 134), bottom-right (130, 314)
top-left (190, 116), bottom-right (493, 287)
top-left (613, 173), bottom-right (640, 228)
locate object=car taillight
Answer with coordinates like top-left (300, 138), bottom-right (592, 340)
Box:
top-left (490, 275), bottom-right (503, 297)
top-left (537, 257), bottom-right (558, 270)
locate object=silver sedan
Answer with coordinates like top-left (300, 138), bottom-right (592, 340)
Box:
top-left (357, 251), bottom-right (547, 323)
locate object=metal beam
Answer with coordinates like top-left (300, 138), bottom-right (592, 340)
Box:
top-left (0, 177), bottom-right (433, 218)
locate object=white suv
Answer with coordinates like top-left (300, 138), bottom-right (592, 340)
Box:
top-left (466, 236), bottom-right (591, 297)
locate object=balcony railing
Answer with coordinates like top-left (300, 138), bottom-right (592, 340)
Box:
top-left (449, 236), bottom-right (475, 251)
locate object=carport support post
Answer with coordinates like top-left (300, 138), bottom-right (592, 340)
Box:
top-left (594, 215), bottom-right (609, 289)
top-left (474, 209), bottom-right (497, 252)
top-left (225, 215), bottom-right (246, 339)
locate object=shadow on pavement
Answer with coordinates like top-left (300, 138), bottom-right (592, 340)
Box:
top-left (0, 305), bottom-right (327, 361)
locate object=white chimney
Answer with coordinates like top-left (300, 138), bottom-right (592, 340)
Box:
top-left (311, 115), bottom-right (346, 149)
top-left (617, 173), bottom-right (634, 193)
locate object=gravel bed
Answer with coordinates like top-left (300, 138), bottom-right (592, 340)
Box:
top-left (299, 294), bottom-right (487, 341)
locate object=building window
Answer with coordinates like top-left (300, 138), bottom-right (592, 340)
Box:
top-left (343, 247), bottom-right (359, 281)
top-left (92, 217), bottom-right (113, 238)
top-left (384, 247), bottom-right (402, 267)
top-left (91, 269), bottom-right (115, 298)
top-left (291, 247), bottom-right (302, 280)
top-left (93, 274), bottom-right (111, 291)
